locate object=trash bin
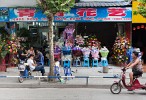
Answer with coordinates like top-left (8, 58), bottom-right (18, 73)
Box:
top-left (103, 66), bottom-right (108, 73)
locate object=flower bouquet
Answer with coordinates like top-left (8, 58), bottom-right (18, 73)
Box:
top-left (100, 46), bottom-right (109, 58)
top-left (82, 47), bottom-right (91, 58)
top-left (72, 46), bottom-right (82, 57)
top-left (91, 47), bottom-right (99, 59)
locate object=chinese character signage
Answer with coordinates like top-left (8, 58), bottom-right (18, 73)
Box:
top-left (9, 8), bottom-right (47, 22)
top-left (0, 8), bottom-right (9, 22)
top-left (132, 1), bottom-right (146, 23)
top-left (54, 7), bottom-right (132, 22)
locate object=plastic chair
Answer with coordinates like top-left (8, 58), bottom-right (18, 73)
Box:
top-left (73, 59), bottom-right (81, 67)
top-left (64, 67), bottom-right (72, 80)
top-left (101, 59), bottom-right (108, 67)
top-left (63, 60), bottom-right (70, 68)
top-left (83, 58), bottom-right (90, 67)
top-left (92, 59), bottom-right (98, 67)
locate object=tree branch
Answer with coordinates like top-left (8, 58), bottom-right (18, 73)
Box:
top-left (61, 0), bottom-right (72, 6)
top-left (36, 0), bottom-right (42, 6)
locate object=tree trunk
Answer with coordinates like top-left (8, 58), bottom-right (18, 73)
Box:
top-left (48, 14), bottom-right (54, 81)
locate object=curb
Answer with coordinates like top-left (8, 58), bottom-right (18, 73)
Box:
top-left (0, 84), bottom-right (111, 89)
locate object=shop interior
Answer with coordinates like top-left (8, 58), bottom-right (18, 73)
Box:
top-left (132, 24), bottom-right (146, 63)
top-left (76, 22), bottom-right (118, 53)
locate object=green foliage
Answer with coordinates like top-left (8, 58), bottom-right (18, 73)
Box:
top-left (36, 0), bottom-right (75, 16)
top-left (134, 0), bottom-right (146, 18)
top-left (17, 28), bottom-right (30, 37)
top-left (0, 27), bottom-right (9, 39)
top-left (138, 0), bottom-right (146, 3)
top-left (0, 39), bottom-right (9, 59)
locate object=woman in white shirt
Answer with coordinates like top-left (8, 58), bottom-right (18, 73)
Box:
top-left (27, 54), bottom-right (45, 76)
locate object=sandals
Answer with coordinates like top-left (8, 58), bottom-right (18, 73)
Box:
top-left (127, 83), bottom-right (132, 86)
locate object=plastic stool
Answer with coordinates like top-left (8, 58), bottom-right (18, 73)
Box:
top-left (73, 59), bottom-right (81, 67)
top-left (92, 59), bottom-right (98, 67)
top-left (63, 60), bottom-right (70, 68)
top-left (101, 59), bottom-right (108, 67)
top-left (64, 68), bottom-right (72, 80)
top-left (83, 58), bottom-right (90, 67)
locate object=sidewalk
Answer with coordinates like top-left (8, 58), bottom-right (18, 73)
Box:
top-left (0, 65), bottom-right (146, 88)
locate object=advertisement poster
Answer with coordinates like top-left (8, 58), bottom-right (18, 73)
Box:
top-left (54, 7), bottom-right (132, 22)
top-left (0, 7), bottom-right (9, 22)
top-left (132, 0), bottom-right (146, 23)
top-left (9, 8), bottom-right (47, 22)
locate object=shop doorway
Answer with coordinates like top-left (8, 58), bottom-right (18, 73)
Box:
top-left (58, 27), bottom-right (65, 38)
top-left (77, 22), bottom-right (118, 56)
top-left (132, 24), bottom-right (146, 63)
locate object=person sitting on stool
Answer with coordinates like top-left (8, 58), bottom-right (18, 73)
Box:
top-left (27, 54), bottom-right (45, 76)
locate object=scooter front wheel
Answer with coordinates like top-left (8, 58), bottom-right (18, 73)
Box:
top-left (110, 83), bottom-right (122, 94)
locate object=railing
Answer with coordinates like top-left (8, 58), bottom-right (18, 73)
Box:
top-left (0, 75), bottom-right (120, 85)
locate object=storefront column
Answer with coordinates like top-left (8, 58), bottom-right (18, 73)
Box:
top-left (125, 23), bottom-right (132, 44)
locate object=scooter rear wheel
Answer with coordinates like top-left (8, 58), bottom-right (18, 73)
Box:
top-left (18, 77), bottom-right (24, 83)
top-left (110, 83), bottom-right (122, 94)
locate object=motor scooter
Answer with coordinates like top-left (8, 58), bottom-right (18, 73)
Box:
top-left (17, 60), bottom-right (30, 83)
top-left (110, 67), bottom-right (146, 94)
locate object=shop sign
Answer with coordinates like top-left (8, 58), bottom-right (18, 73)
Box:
top-left (132, 1), bottom-right (146, 23)
top-left (54, 7), bottom-right (132, 22)
top-left (0, 7), bottom-right (9, 22)
top-left (9, 8), bottom-right (47, 22)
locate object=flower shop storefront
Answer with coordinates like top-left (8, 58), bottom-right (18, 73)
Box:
top-left (54, 7), bottom-right (132, 66)
top-left (0, 7), bottom-right (49, 72)
top-left (132, 0), bottom-right (146, 64)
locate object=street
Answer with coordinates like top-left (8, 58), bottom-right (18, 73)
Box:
top-left (0, 88), bottom-right (146, 100)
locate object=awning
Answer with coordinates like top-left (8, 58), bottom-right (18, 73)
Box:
top-left (75, 1), bottom-right (131, 7)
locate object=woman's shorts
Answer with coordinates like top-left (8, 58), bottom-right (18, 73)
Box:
top-left (133, 70), bottom-right (143, 77)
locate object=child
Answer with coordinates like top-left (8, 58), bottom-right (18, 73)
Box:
top-left (54, 58), bottom-right (61, 81)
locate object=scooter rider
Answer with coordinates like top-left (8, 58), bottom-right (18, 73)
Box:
top-left (125, 51), bottom-right (143, 86)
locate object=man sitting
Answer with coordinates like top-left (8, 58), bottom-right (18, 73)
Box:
top-left (27, 54), bottom-right (45, 76)
top-left (35, 50), bottom-right (44, 65)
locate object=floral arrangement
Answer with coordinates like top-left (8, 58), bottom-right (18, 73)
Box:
top-left (72, 46), bottom-right (82, 57)
top-left (100, 46), bottom-right (109, 58)
top-left (75, 35), bottom-right (84, 46)
top-left (63, 24), bottom-right (75, 48)
top-left (91, 47), bottom-right (99, 59)
top-left (0, 37), bottom-right (17, 59)
top-left (54, 44), bottom-right (61, 53)
top-left (0, 39), bottom-right (9, 59)
top-left (112, 36), bottom-right (130, 65)
top-left (82, 47), bottom-right (91, 58)
top-left (84, 35), bottom-right (101, 49)
top-left (65, 39), bottom-right (74, 47)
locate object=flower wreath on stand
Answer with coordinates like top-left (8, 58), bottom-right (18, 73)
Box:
top-left (0, 38), bottom-right (9, 72)
top-left (112, 34), bottom-right (130, 66)
top-left (0, 36), bottom-right (18, 67)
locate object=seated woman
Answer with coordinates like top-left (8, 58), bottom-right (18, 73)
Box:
top-left (27, 47), bottom-right (35, 56)
top-left (125, 51), bottom-right (143, 86)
